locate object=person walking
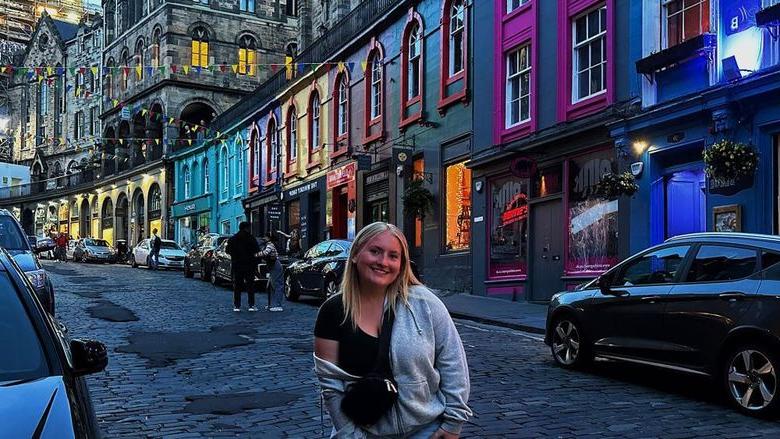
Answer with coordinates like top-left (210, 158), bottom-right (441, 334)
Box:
top-left (55, 232), bottom-right (68, 262)
top-left (150, 229), bottom-right (162, 270)
top-left (226, 221), bottom-right (260, 312)
top-left (313, 222), bottom-right (471, 438)
top-left (258, 233), bottom-right (284, 312)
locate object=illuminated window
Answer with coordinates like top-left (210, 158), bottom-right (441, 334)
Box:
top-left (191, 27), bottom-right (209, 68)
top-left (413, 158), bottom-right (424, 248)
top-left (239, 0), bottom-right (255, 12)
top-left (573, 5), bottom-right (607, 102)
top-left (238, 35), bottom-right (257, 76)
top-left (663, 0), bottom-right (709, 48)
top-left (444, 161), bottom-right (472, 252)
top-left (489, 176), bottom-right (529, 278)
top-left (506, 44), bottom-right (531, 127)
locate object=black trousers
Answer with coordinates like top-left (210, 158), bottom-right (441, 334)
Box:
top-left (232, 269), bottom-right (255, 308)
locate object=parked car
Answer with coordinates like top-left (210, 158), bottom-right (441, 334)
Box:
top-left (0, 209), bottom-right (55, 315)
top-left (65, 239), bottom-right (78, 261)
top-left (131, 239), bottom-right (187, 269)
top-left (184, 233), bottom-right (228, 280)
top-left (545, 232), bottom-right (780, 416)
top-left (209, 239), bottom-right (268, 291)
top-left (73, 238), bottom-right (117, 263)
top-left (0, 247), bottom-right (107, 437)
top-left (36, 236), bottom-right (56, 259)
top-left (284, 240), bottom-right (352, 301)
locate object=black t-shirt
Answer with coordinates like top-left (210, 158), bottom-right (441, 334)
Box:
top-left (314, 294), bottom-right (379, 377)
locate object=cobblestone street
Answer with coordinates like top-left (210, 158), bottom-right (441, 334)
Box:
top-left (48, 260), bottom-right (780, 438)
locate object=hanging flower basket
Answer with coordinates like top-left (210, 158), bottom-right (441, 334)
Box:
top-left (403, 179), bottom-right (434, 219)
top-left (703, 140), bottom-right (758, 181)
top-left (593, 171), bottom-right (638, 199)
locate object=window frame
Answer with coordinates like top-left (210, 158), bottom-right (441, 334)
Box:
top-left (400, 13), bottom-right (425, 128)
top-left (678, 243), bottom-right (760, 285)
top-left (331, 72), bottom-right (350, 158)
top-left (363, 40), bottom-right (385, 144)
top-left (439, 0), bottom-right (469, 111)
top-left (607, 244), bottom-right (694, 288)
top-left (239, 0), bottom-right (255, 13)
top-left (238, 34), bottom-right (257, 76)
top-left (505, 44), bottom-right (532, 129)
top-left (220, 146), bottom-right (229, 199)
top-left (265, 115), bottom-right (278, 185)
top-left (662, 0), bottom-right (710, 49)
top-left (286, 106), bottom-right (298, 175)
top-left (507, 0), bottom-right (530, 14)
top-left (236, 138), bottom-right (244, 192)
top-left (191, 27), bottom-right (209, 68)
top-left (151, 28), bottom-right (162, 69)
top-left (308, 90), bottom-right (321, 163)
top-left (250, 127), bottom-right (260, 187)
top-left (571, 5), bottom-right (607, 104)
top-left (203, 158), bottom-right (210, 193)
top-left (442, 159), bottom-right (473, 254)
top-left (135, 38), bottom-right (145, 80)
top-left (183, 165), bottom-right (191, 199)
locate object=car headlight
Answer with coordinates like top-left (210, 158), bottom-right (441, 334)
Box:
top-left (26, 269), bottom-right (47, 290)
top-left (551, 292), bottom-right (565, 302)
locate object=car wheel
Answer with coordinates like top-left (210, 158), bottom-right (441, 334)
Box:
top-left (723, 344), bottom-right (780, 417)
top-left (324, 278), bottom-right (339, 300)
top-left (184, 262), bottom-right (194, 278)
top-left (284, 275), bottom-right (300, 301)
top-left (131, 256), bottom-right (138, 268)
top-left (550, 316), bottom-right (591, 369)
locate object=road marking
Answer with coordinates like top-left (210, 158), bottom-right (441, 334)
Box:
top-left (455, 321), bottom-right (545, 342)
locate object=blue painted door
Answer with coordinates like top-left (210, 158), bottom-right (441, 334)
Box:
top-left (666, 170), bottom-right (706, 238)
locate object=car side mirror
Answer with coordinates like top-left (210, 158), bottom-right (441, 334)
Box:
top-left (598, 275), bottom-right (613, 295)
top-left (70, 339), bottom-right (108, 376)
top-left (28, 237), bottom-right (40, 251)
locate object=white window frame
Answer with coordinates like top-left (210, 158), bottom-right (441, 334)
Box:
top-left (572, 5), bottom-right (607, 103)
top-left (507, 0), bottom-right (529, 14)
top-left (184, 165), bottom-right (191, 199)
top-left (252, 133), bottom-right (260, 178)
top-left (221, 147), bottom-right (229, 198)
top-left (449, 0), bottom-right (466, 76)
top-left (203, 159), bottom-right (210, 193)
top-left (311, 94), bottom-right (321, 151)
top-left (408, 24), bottom-right (422, 100)
top-left (506, 45), bottom-right (531, 128)
top-left (237, 141), bottom-right (244, 189)
top-left (288, 110), bottom-right (298, 163)
top-left (338, 79), bottom-right (348, 136)
top-left (661, 0), bottom-right (709, 49)
top-left (370, 56), bottom-right (382, 120)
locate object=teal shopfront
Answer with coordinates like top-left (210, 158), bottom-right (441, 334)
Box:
top-left (172, 193), bottom-right (213, 250)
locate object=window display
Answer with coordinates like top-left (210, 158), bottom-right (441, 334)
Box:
top-left (489, 176), bottom-right (529, 278)
top-left (444, 161), bottom-right (472, 252)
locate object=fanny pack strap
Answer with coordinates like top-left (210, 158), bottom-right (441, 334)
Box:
top-left (372, 305), bottom-right (395, 377)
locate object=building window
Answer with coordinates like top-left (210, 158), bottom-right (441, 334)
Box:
top-left (238, 35), bottom-right (257, 76)
top-left (663, 0), bottom-right (710, 48)
top-left (135, 38), bottom-right (145, 80)
top-left (90, 107), bottom-right (97, 135)
top-left (444, 161), bottom-right (472, 252)
top-left (74, 111), bottom-right (84, 139)
top-left (104, 58), bottom-right (114, 99)
top-left (221, 221), bottom-right (231, 235)
top-left (236, 140), bottom-right (244, 190)
top-left (251, 129), bottom-right (260, 182)
top-left (191, 27), bottom-right (209, 68)
top-left (573, 5), bottom-right (607, 102)
top-left (567, 149), bottom-right (619, 273)
top-left (203, 158), bottom-right (210, 192)
top-left (239, 0), bottom-right (255, 12)
top-left (336, 75), bottom-right (348, 137)
top-left (151, 28), bottom-right (161, 69)
top-left (39, 82), bottom-right (49, 116)
top-left (221, 147), bottom-right (229, 198)
top-left (507, 0), bottom-right (530, 13)
top-left (184, 165), bottom-right (191, 199)
top-left (267, 117), bottom-right (278, 182)
top-left (489, 176), bottom-right (529, 278)
top-left (368, 52), bottom-right (382, 120)
top-left (448, 0), bottom-right (466, 77)
top-left (87, 67), bottom-right (96, 92)
top-left (287, 107), bottom-right (297, 169)
top-left (309, 91), bottom-right (321, 156)
top-left (194, 0), bottom-right (209, 4)
top-left (407, 23), bottom-right (422, 101)
top-left (285, 0), bottom-right (297, 16)
top-left (506, 45), bottom-right (531, 128)
top-left (121, 50), bottom-right (130, 91)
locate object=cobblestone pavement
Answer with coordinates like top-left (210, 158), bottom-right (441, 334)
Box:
top-left (46, 260), bottom-right (780, 438)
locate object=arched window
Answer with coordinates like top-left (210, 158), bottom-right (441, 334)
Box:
top-left (183, 165), bottom-right (191, 199)
top-left (334, 73), bottom-right (349, 145)
top-left (441, 0), bottom-right (468, 106)
top-left (191, 162), bottom-right (200, 195)
top-left (287, 107), bottom-right (297, 171)
top-left (251, 128), bottom-right (260, 184)
top-left (191, 27), bottom-right (209, 68)
top-left (203, 158), bottom-right (210, 193)
top-left (401, 17), bottom-right (424, 126)
top-left (104, 58), bottom-right (115, 99)
top-left (151, 27), bottom-right (162, 69)
top-left (236, 138), bottom-right (244, 189)
top-left (149, 185), bottom-right (162, 212)
top-left (308, 91), bottom-right (320, 158)
top-left (367, 50), bottom-right (383, 121)
top-left (238, 35), bottom-right (257, 76)
top-left (135, 38), bottom-right (145, 80)
top-left (221, 146), bottom-right (229, 197)
top-left (120, 48), bottom-right (130, 91)
top-left (266, 116), bottom-right (278, 183)
top-left (448, 0), bottom-right (466, 76)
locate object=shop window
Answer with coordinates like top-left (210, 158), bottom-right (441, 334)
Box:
top-left (663, 0), bottom-right (710, 49)
top-left (534, 165), bottom-right (562, 198)
top-left (567, 150), bottom-right (618, 273)
top-left (489, 176), bottom-right (529, 278)
top-left (287, 200), bottom-right (300, 241)
top-left (413, 158), bottom-right (424, 248)
top-left (444, 161), bottom-right (472, 252)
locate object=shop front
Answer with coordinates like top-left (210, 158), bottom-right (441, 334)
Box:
top-left (327, 162), bottom-right (357, 240)
top-left (172, 193), bottom-right (213, 250)
top-left (58, 202), bottom-right (69, 234)
top-left (244, 188), bottom-right (282, 240)
top-left (69, 200), bottom-right (79, 239)
top-left (363, 168), bottom-right (390, 225)
top-left (282, 176), bottom-right (326, 253)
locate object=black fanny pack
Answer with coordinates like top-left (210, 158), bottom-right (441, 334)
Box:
top-left (341, 308), bottom-right (398, 426)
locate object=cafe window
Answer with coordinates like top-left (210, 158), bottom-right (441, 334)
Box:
top-left (566, 149), bottom-right (618, 273)
top-left (444, 160), bottom-right (472, 252)
top-left (489, 175), bottom-right (529, 278)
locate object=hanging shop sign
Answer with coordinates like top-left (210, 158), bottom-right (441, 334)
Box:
top-left (327, 162), bottom-right (356, 190)
top-left (267, 202), bottom-right (283, 221)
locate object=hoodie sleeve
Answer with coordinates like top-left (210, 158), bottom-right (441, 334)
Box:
top-left (313, 355), bottom-right (366, 438)
top-left (429, 294), bottom-right (472, 435)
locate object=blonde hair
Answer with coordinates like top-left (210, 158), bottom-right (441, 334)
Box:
top-left (341, 222), bottom-right (421, 328)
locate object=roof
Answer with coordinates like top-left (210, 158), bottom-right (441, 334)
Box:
top-left (52, 19), bottom-right (79, 42)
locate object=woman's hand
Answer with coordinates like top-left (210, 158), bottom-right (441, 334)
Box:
top-left (430, 428), bottom-right (459, 439)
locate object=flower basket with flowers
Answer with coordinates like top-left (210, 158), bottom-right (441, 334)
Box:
top-left (593, 171), bottom-right (639, 199)
top-left (403, 178), bottom-right (435, 219)
top-left (703, 140), bottom-right (758, 181)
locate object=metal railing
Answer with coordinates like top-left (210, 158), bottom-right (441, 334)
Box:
top-left (211, 0), bottom-right (406, 133)
top-left (0, 170), bottom-right (96, 201)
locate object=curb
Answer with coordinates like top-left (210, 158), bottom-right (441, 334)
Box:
top-left (448, 311), bottom-right (546, 335)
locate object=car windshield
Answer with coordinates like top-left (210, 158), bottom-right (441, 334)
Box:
top-left (85, 239), bottom-right (109, 247)
top-left (0, 272), bottom-right (50, 383)
top-left (161, 242), bottom-right (181, 250)
top-left (0, 216), bottom-right (27, 251)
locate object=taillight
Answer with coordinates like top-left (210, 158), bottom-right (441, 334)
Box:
top-left (205, 250), bottom-right (213, 258)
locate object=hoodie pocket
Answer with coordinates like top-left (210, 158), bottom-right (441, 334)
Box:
top-left (395, 379), bottom-right (444, 432)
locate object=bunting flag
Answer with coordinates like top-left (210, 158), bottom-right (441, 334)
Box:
top-left (297, 63), bottom-right (305, 75)
top-left (135, 65), bottom-right (142, 79)
top-left (183, 65), bottom-right (190, 75)
top-left (360, 61), bottom-right (368, 72)
top-left (194, 66), bottom-right (202, 74)
top-left (91, 66), bottom-right (99, 76)
top-left (347, 62), bottom-right (355, 73)
top-left (337, 62), bottom-right (345, 73)
top-left (285, 56), bottom-right (293, 80)
top-left (231, 64), bottom-right (238, 74)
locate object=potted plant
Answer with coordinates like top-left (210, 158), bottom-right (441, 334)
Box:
top-left (593, 171), bottom-right (639, 199)
top-left (703, 140), bottom-right (758, 182)
top-left (403, 178), bottom-right (434, 219)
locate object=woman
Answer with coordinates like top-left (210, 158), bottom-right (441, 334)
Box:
top-left (314, 222), bottom-right (471, 438)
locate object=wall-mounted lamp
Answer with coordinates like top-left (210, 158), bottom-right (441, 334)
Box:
top-left (632, 140), bottom-right (649, 155)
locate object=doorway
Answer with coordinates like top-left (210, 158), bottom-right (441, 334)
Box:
top-left (651, 167), bottom-right (706, 244)
top-left (529, 198), bottom-right (564, 301)
top-left (331, 187), bottom-right (348, 239)
top-left (308, 192), bottom-right (321, 248)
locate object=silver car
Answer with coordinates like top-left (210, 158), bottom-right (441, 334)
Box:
top-left (131, 239), bottom-right (187, 269)
top-left (73, 238), bottom-right (117, 263)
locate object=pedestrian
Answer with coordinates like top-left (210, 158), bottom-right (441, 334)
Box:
top-left (258, 233), bottom-right (284, 312)
top-left (150, 229), bottom-right (162, 270)
top-left (226, 221), bottom-right (260, 312)
top-left (313, 222), bottom-right (471, 438)
top-left (55, 232), bottom-right (68, 262)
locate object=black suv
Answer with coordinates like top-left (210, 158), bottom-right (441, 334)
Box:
top-left (546, 232), bottom-right (780, 416)
top-left (0, 209), bottom-right (55, 314)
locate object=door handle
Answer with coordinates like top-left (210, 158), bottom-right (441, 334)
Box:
top-left (719, 292), bottom-right (746, 301)
top-left (641, 295), bottom-right (662, 303)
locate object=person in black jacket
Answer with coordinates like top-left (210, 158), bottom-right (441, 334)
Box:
top-left (150, 229), bottom-right (162, 270)
top-left (226, 221), bottom-right (260, 312)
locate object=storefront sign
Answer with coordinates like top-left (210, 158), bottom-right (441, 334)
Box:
top-left (366, 171), bottom-right (388, 186)
top-left (285, 180), bottom-right (319, 199)
top-left (708, 174), bottom-right (753, 196)
top-left (719, 0), bottom-right (763, 78)
top-left (171, 194), bottom-right (211, 218)
top-left (392, 148), bottom-right (413, 168)
top-left (183, 203), bottom-right (197, 212)
top-left (267, 202), bottom-right (283, 220)
top-left (327, 162), bottom-right (356, 190)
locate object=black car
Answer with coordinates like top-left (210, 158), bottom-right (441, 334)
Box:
top-left (209, 239), bottom-right (268, 291)
top-left (545, 232), bottom-right (780, 416)
top-left (0, 248), bottom-right (107, 437)
top-left (284, 239), bottom-right (352, 301)
top-left (184, 233), bottom-right (228, 280)
top-left (0, 209), bottom-right (55, 314)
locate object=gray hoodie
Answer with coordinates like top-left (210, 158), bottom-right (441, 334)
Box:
top-left (314, 285), bottom-right (472, 438)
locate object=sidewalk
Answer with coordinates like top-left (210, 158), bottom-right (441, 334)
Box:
top-left (436, 291), bottom-right (548, 335)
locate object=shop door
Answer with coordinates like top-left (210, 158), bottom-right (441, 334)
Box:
top-left (529, 199), bottom-right (564, 301)
top-left (650, 168), bottom-right (706, 245)
top-left (308, 192), bottom-right (321, 248)
top-left (332, 187), bottom-right (348, 239)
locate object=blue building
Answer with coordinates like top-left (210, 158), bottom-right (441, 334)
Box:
top-left (170, 129), bottom-right (248, 249)
top-left (611, 0), bottom-right (780, 252)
